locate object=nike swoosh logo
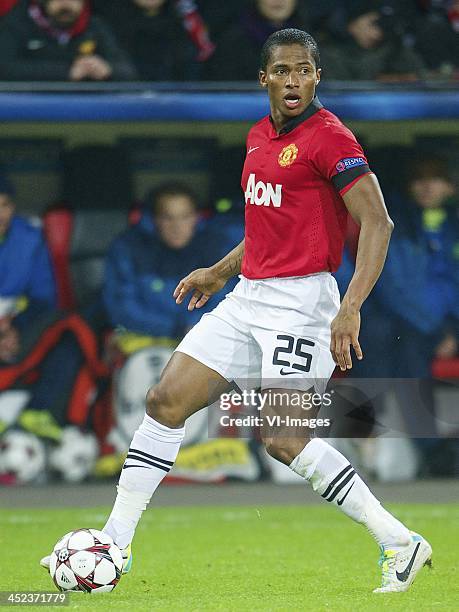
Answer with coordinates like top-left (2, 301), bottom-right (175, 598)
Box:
top-left (279, 368), bottom-right (297, 376)
top-left (247, 146), bottom-right (260, 155)
top-left (396, 543), bottom-right (420, 582)
top-left (337, 482), bottom-right (354, 505)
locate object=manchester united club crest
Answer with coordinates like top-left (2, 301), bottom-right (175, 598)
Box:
top-left (278, 144), bottom-right (298, 167)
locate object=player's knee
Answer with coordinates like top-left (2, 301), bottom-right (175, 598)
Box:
top-left (145, 385), bottom-right (185, 429)
top-left (263, 437), bottom-right (309, 466)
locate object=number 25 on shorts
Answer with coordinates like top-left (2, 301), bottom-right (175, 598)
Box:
top-left (272, 334), bottom-right (315, 375)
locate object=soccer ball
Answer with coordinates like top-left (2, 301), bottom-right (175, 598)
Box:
top-left (0, 430), bottom-right (46, 484)
top-left (49, 529), bottom-right (123, 593)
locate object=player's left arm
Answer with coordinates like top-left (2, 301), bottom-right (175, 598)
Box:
top-left (331, 173), bottom-right (394, 371)
top-left (174, 239), bottom-right (245, 311)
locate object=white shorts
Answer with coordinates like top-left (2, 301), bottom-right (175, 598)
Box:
top-left (176, 273), bottom-right (340, 393)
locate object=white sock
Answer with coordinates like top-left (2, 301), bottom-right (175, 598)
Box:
top-left (103, 414), bottom-right (184, 549)
top-left (289, 438), bottom-right (411, 549)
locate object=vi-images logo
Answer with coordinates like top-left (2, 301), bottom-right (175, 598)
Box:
top-left (245, 173), bottom-right (283, 208)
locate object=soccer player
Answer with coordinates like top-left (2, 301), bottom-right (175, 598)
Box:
top-left (42, 29), bottom-right (432, 593)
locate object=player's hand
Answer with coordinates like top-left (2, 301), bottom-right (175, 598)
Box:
top-left (83, 55), bottom-right (113, 80)
top-left (330, 306), bottom-right (363, 371)
top-left (69, 56), bottom-right (91, 81)
top-left (69, 56), bottom-right (112, 81)
top-left (173, 267), bottom-right (227, 311)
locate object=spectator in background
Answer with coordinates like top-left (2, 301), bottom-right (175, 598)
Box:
top-left (0, 176), bottom-right (59, 437)
top-left (336, 155), bottom-right (459, 475)
top-left (103, 182), bottom-right (230, 347)
top-left (375, 156), bottom-right (459, 355)
top-left (0, 176), bottom-right (104, 441)
top-left (196, 0), bottom-right (246, 40)
top-left (413, 0), bottom-right (459, 77)
top-left (174, 0), bottom-right (215, 63)
top-left (0, 177), bottom-right (56, 366)
top-left (94, 0), bottom-right (211, 81)
top-left (198, 0), bottom-right (335, 43)
top-left (0, 0), bottom-right (137, 81)
top-left (206, 0), bottom-right (310, 81)
top-left (320, 0), bottom-right (426, 81)
top-left (99, 182), bottom-right (236, 476)
top-left (100, 182), bottom-right (234, 473)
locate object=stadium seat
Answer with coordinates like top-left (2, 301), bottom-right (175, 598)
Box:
top-left (68, 208), bottom-right (128, 306)
top-left (43, 143), bottom-right (136, 308)
top-left (43, 206), bottom-right (136, 309)
top-left (43, 207), bottom-right (76, 310)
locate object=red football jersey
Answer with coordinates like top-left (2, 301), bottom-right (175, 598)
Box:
top-left (241, 97), bottom-right (371, 279)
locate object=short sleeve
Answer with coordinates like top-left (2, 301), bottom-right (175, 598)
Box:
top-left (308, 121), bottom-right (371, 195)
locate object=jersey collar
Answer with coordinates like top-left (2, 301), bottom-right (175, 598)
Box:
top-left (270, 96), bottom-right (323, 137)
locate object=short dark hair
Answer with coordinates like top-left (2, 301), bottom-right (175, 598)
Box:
top-left (260, 29), bottom-right (320, 72)
top-left (406, 155), bottom-right (452, 184)
top-left (147, 182), bottom-right (198, 216)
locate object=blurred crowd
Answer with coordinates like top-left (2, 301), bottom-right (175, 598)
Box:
top-left (0, 144), bottom-right (458, 484)
top-left (0, 0), bottom-right (458, 487)
top-left (0, 0), bottom-right (459, 82)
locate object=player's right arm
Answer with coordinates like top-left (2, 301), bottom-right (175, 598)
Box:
top-left (174, 239), bottom-right (245, 311)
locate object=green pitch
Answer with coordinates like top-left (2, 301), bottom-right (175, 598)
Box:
top-left (0, 504), bottom-right (457, 611)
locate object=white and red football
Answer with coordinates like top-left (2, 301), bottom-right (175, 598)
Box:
top-left (49, 528), bottom-right (123, 593)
